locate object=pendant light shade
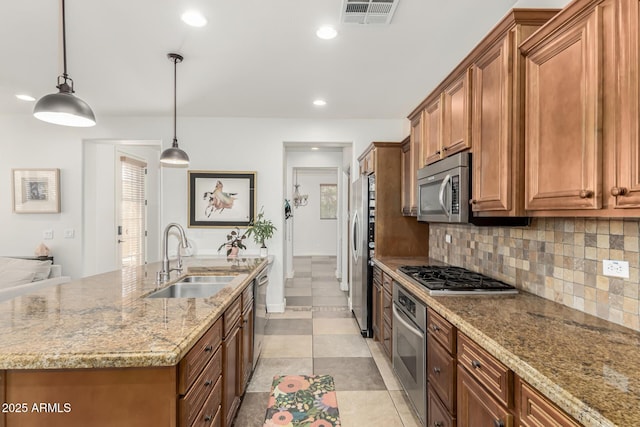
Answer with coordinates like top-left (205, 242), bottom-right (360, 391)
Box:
top-left (160, 53), bottom-right (189, 166)
top-left (34, 0), bottom-right (96, 127)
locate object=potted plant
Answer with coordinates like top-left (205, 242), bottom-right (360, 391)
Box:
top-left (250, 208), bottom-right (277, 257)
top-left (217, 227), bottom-right (249, 257)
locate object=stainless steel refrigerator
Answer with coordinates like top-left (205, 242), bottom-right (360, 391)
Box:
top-left (350, 174), bottom-right (375, 337)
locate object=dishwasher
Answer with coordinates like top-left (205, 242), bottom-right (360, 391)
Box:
top-left (253, 267), bottom-right (269, 368)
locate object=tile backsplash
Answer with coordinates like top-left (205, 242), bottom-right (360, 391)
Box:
top-left (429, 218), bottom-right (640, 332)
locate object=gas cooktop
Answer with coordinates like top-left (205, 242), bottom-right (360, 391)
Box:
top-left (397, 265), bottom-right (517, 295)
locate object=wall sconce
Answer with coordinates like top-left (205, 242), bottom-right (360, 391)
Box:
top-left (293, 169), bottom-right (308, 208)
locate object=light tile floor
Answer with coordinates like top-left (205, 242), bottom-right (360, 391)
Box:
top-left (233, 256), bottom-right (422, 427)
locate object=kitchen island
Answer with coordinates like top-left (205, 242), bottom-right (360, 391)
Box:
top-left (0, 256), bottom-right (268, 427)
top-left (376, 257), bottom-right (640, 427)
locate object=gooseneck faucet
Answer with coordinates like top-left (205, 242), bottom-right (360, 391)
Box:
top-left (157, 223), bottom-right (189, 284)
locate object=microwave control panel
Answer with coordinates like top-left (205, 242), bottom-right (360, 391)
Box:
top-left (451, 175), bottom-right (460, 214)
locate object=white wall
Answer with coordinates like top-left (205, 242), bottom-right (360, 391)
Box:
top-left (0, 115), bottom-right (403, 312)
top-left (513, 0), bottom-right (571, 7)
top-left (291, 168), bottom-right (338, 256)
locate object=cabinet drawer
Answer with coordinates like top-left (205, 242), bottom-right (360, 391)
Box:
top-left (242, 282), bottom-right (254, 312)
top-left (382, 273), bottom-right (393, 294)
top-left (428, 334), bottom-right (456, 413)
top-left (517, 377), bottom-right (580, 427)
top-left (179, 318), bottom-right (222, 394)
top-left (180, 348), bottom-right (223, 427)
top-left (428, 384), bottom-right (456, 427)
top-left (224, 297), bottom-right (242, 338)
top-left (428, 308), bottom-right (456, 354)
top-left (373, 266), bottom-right (383, 284)
top-left (191, 376), bottom-right (222, 427)
top-left (382, 289), bottom-right (392, 326)
top-left (457, 333), bottom-right (512, 408)
top-left (457, 366), bottom-right (513, 427)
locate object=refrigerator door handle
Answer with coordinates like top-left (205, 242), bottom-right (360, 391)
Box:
top-left (351, 211), bottom-right (359, 262)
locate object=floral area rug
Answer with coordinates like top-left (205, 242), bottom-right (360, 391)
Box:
top-left (263, 374), bottom-right (341, 427)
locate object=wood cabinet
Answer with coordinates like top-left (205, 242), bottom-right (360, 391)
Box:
top-left (423, 95), bottom-right (444, 165)
top-left (372, 266), bottom-right (383, 342)
top-left (427, 308), bottom-right (457, 427)
top-left (519, 0), bottom-right (640, 216)
top-left (222, 297), bottom-right (242, 427)
top-left (359, 148), bottom-right (375, 175)
top-left (357, 142), bottom-right (429, 258)
top-left (470, 10), bottom-right (557, 216)
top-left (443, 69), bottom-right (473, 158)
top-left (400, 136), bottom-right (416, 216)
top-left (240, 284), bottom-right (254, 394)
top-left (516, 377), bottom-right (580, 427)
top-left (457, 332), bottom-right (513, 427)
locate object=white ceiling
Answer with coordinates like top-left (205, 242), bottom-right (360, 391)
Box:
top-left (1, 0), bottom-right (534, 121)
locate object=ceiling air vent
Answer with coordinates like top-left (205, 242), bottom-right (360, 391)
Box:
top-left (341, 0), bottom-right (400, 25)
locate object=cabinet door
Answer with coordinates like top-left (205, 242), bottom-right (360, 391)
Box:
top-left (401, 138), bottom-right (416, 215)
top-left (614, 0), bottom-right (640, 208)
top-left (424, 96), bottom-right (444, 165)
top-left (443, 69), bottom-right (473, 157)
top-left (524, 10), bottom-right (602, 210)
top-left (240, 304), bottom-right (254, 394)
top-left (411, 111), bottom-right (425, 172)
top-left (222, 323), bottom-right (240, 427)
top-left (517, 378), bottom-right (580, 427)
top-left (458, 366), bottom-right (513, 427)
top-left (472, 35), bottom-right (513, 212)
top-left (372, 278), bottom-right (382, 341)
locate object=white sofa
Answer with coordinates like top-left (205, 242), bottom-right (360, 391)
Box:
top-left (0, 257), bottom-right (71, 302)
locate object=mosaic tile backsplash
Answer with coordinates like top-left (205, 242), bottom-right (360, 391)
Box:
top-left (429, 218), bottom-right (640, 332)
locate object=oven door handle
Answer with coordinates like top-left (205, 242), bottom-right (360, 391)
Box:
top-left (392, 304), bottom-right (423, 338)
top-left (438, 174), bottom-right (451, 219)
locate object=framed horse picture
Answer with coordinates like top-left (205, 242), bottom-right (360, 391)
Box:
top-left (188, 171), bottom-right (256, 228)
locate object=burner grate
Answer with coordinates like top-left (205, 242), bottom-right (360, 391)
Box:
top-left (397, 265), bottom-right (516, 292)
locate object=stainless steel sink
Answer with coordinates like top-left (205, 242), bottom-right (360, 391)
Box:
top-left (146, 275), bottom-right (237, 298)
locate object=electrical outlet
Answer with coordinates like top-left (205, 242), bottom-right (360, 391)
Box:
top-left (64, 229), bottom-right (75, 239)
top-left (603, 259), bottom-right (629, 279)
top-left (43, 229), bottom-right (53, 240)
top-left (445, 234), bottom-right (452, 244)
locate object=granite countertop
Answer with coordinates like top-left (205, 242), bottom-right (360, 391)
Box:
top-left (0, 256), bottom-right (268, 370)
top-left (376, 257), bottom-right (640, 427)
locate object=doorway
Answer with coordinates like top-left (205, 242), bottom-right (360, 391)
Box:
top-left (116, 153), bottom-right (147, 268)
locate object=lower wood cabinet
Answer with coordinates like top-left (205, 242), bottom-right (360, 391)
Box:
top-left (516, 377), bottom-right (580, 427)
top-left (457, 366), bottom-right (513, 427)
top-left (428, 384), bottom-right (456, 427)
top-left (222, 297), bottom-right (242, 427)
top-left (372, 272), bottom-right (382, 341)
top-left (240, 288), bottom-right (254, 394)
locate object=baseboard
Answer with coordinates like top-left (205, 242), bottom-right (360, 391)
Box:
top-left (267, 300), bottom-right (286, 313)
top-left (339, 280), bottom-right (348, 292)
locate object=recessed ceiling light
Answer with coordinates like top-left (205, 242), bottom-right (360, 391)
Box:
top-left (15, 94), bottom-right (36, 102)
top-left (313, 99), bottom-right (327, 107)
top-left (181, 10), bottom-right (207, 27)
top-left (316, 26), bottom-right (337, 40)
top-left (311, 147), bottom-right (319, 151)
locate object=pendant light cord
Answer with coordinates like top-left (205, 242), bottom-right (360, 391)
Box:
top-left (173, 55), bottom-right (177, 145)
top-left (61, 0), bottom-right (68, 79)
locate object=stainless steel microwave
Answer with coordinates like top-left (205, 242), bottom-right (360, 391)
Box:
top-left (417, 152), bottom-right (470, 223)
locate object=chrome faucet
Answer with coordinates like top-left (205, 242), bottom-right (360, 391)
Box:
top-left (157, 223), bottom-right (189, 284)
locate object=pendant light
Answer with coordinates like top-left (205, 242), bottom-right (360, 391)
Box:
top-left (160, 53), bottom-right (190, 166)
top-left (33, 0), bottom-right (96, 127)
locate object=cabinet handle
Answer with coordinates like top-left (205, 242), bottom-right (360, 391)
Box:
top-left (469, 199), bottom-right (477, 205)
top-left (431, 324), bottom-right (440, 332)
top-left (443, 147), bottom-right (448, 151)
top-left (611, 186), bottom-right (628, 196)
top-left (435, 151), bottom-right (441, 155)
top-left (471, 360), bottom-right (481, 369)
top-left (493, 420), bottom-right (505, 427)
top-left (204, 414), bottom-right (213, 422)
top-left (204, 379), bottom-right (213, 386)
top-left (579, 190), bottom-right (593, 199)
top-left (433, 367), bottom-right (441, 374)
top-left (204, 345), bottom-right (213, 352)
top-left (434, 422), bottom-right (443, 427)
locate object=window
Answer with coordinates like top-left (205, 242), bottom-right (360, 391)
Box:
top-left (119, 156), bottom-right (147, 267)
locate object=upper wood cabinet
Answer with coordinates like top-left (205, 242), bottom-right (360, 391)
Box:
top-left (520, 0), bottom-right (640, 216)
top-left (471, 10), bottom-right (558, 216)
top-left (358, 142), bottom-right (429, 258)
top-left (443, 69), bottom-right (473, 157)
top-left (423, 95), bottom-right (444, 165)
top-left (400, 136), bottom-right (416, 216)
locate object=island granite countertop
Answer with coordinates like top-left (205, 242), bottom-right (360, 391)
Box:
top-left (0, 256), bottom-right (268, 370)
top-left (375, 257), bottom-right (640, 427)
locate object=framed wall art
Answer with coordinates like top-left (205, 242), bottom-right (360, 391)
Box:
top-left (12, 169), bottom-right (61, 213)
top-left (188, 170), bottom-right (256, 228)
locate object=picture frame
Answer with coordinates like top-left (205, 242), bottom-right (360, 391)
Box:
top-left (188, 170), bottom-right (256, 228)
top-left (12, 169), bottom-right (61, 214)
top-left (320, 184), bottom-right (338, 220)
